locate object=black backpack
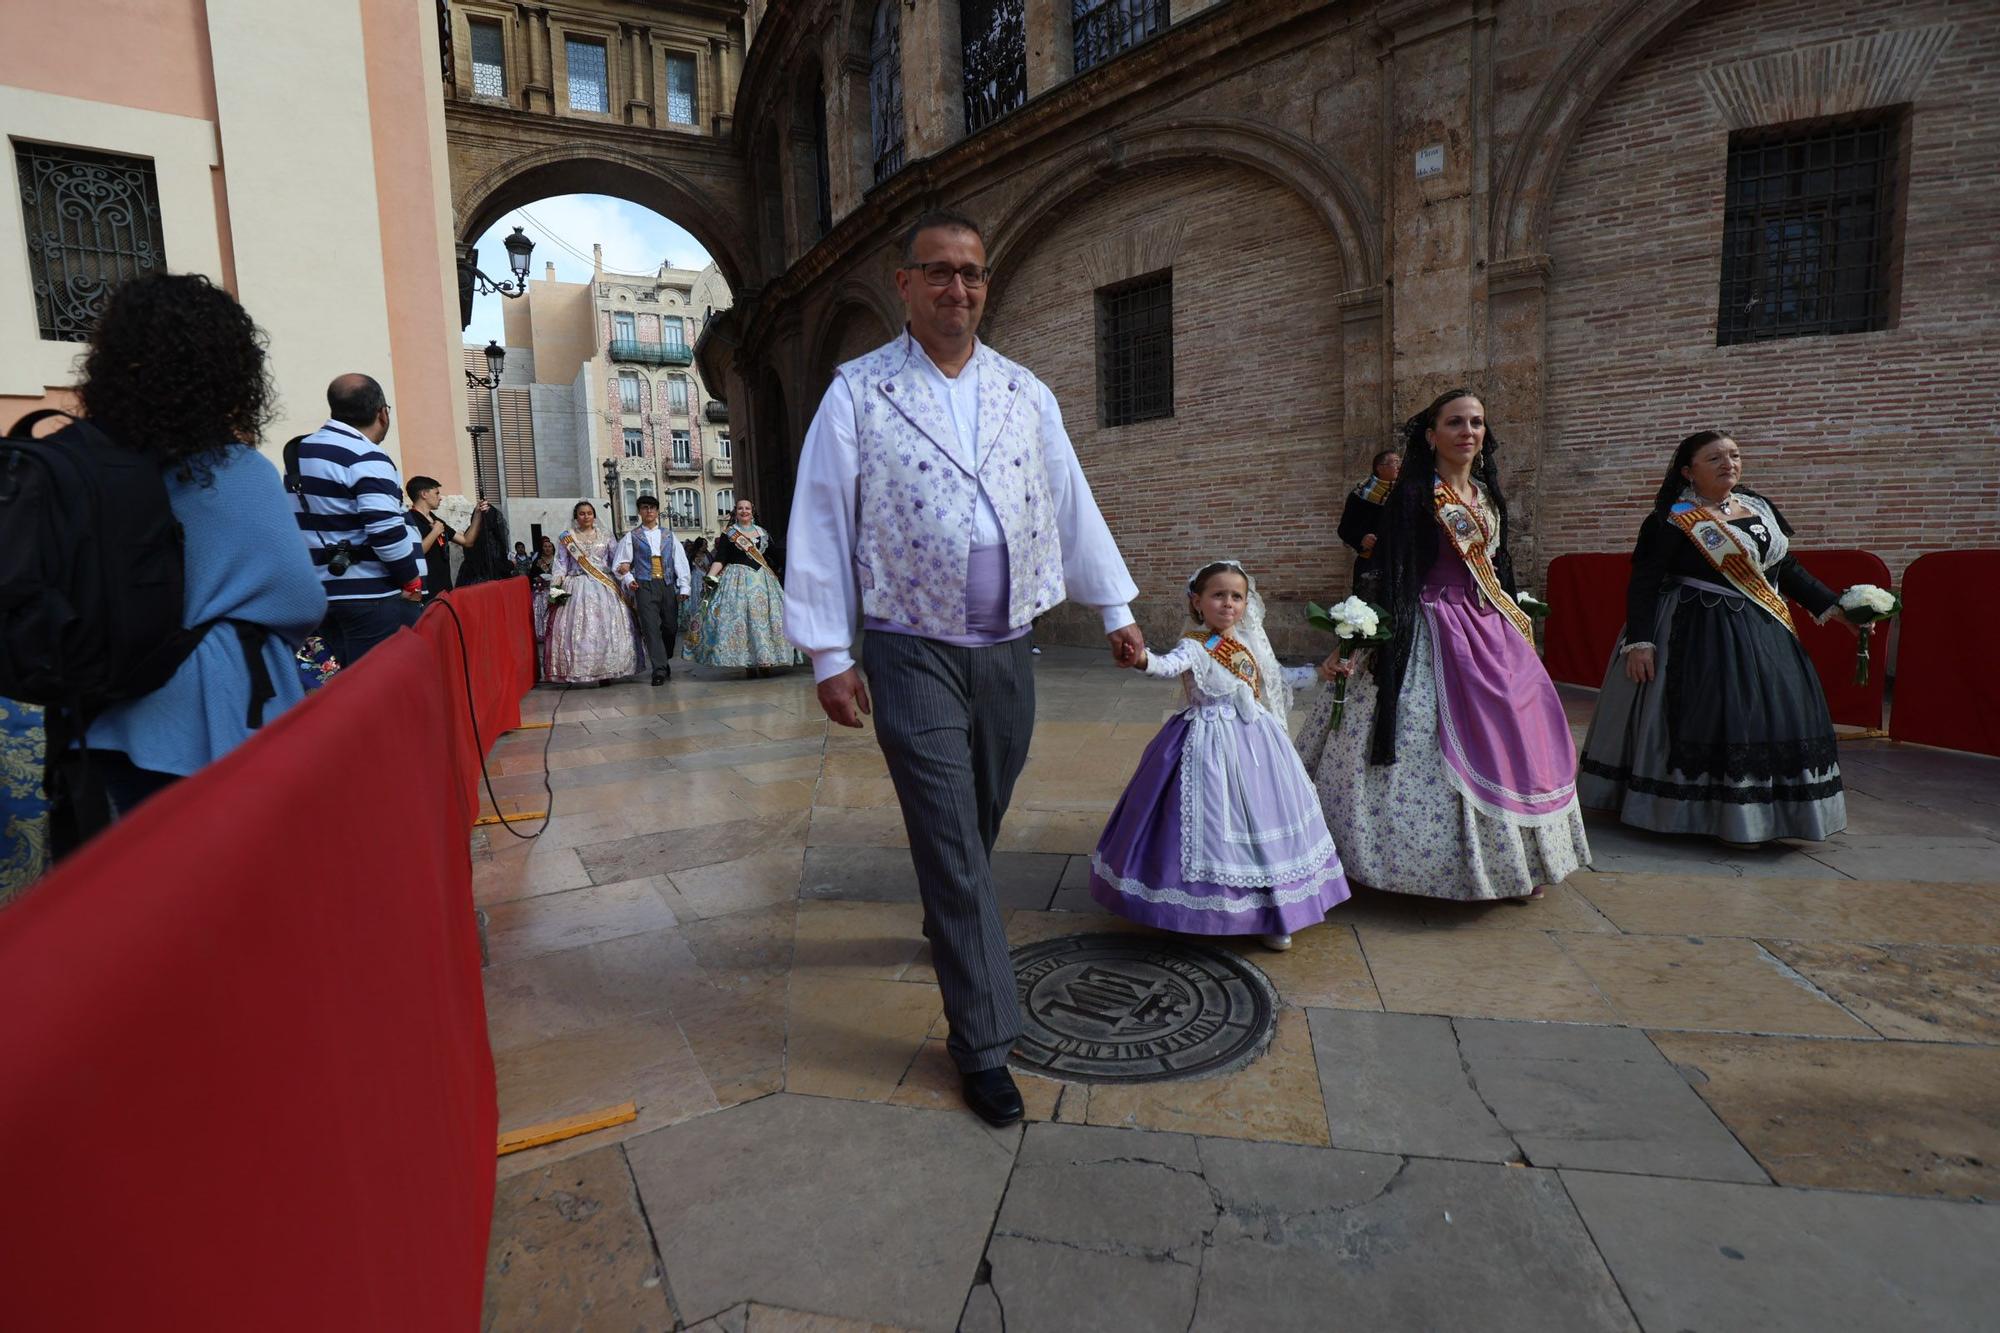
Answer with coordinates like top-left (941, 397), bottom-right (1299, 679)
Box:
top-left (0, 410), bottom-right (208, 715)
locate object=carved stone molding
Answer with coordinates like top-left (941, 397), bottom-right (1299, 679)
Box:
top-left (1698, 24), bottom-right (1956, 129)
top-left (1334, 283), bottom-right (1386, 326)
top-left (1486, 253), bottom-right (1551, 297)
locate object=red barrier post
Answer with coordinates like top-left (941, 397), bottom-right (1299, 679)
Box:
top-left (1542, 553), bottom-right (1632, 687)
top-left (1890, 550), bottom-right (2000, 757)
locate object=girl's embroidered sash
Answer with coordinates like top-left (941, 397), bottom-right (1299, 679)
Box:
top-left (1191, 632), bottom-right (1259, 691)
top-left (726, 525), bottom-right (777, 576)
top-left (1665, 506), bottom-right (1796, 634)
top-left (561, 531), bottom-right (622, 594)
top-left (1432, 479), bottom-right (1535, 645)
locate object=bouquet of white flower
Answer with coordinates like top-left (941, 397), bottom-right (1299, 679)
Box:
top-left (1516, 590), bottom-right (1551, 622)
top-left (546, 585), bottom-right (571, 608)
top-left (1307, 596), bottom-right (1393, 730)
top-left (1837, 583), bottom-right (1901, 684)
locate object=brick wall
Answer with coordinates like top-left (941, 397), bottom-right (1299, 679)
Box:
top-left (1541, 0), bottom-right (2000, 585)
top-left (983, 160), bottom-right (1347, 651)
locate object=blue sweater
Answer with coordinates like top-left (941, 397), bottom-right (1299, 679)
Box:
top-left (83, 448), bottom-right (329, 776)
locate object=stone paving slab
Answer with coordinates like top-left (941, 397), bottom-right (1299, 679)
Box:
top-left (1562, 1169), bottom-right (2000, 1333)
top-left (625, 1095), bottom-right (1018, 1331)
top-left (483, 1144), bottom-right (672, 1331)
top-left (1554, 934), bottom-right (1876, 1037)
top-left (1650, 1032), bottom-right (2000, 1200)
top-left (1309, 1009), bottom-right (1520, 1162)
top-left (799, 845), bottom-right (1065, 910)
top-left (1760, 940), bottom-right (2000, 1043)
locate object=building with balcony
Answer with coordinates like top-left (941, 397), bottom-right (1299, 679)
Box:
top-left (479, 249), bottom-right (734, 545)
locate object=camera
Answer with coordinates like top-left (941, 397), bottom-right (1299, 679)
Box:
top-left (325, 540), bottom-right (364, 576)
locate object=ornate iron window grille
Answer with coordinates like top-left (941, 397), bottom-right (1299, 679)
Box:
top-left (1717, 113), bottom-right (1900, 346)
top-left (1097, 270), bottom-right (1174, 427)
top-left (1073, 0), bottom-right (1168, 75)
top-left (15, 142), bottom-right (167, 343)
top-left (962, 0), bottom-right (1026, 136)
top-left (870, 0), bottom-right (906, 183)
top-left (666, 53), bottom-right (698, 125)
top-left (470, 19), bottom-right (507, 98)
top-left (566, 38), bottom-right (610, 113)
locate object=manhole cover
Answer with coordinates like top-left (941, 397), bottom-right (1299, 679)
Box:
top-left (1009, 933), bottom-right (1278, 1083)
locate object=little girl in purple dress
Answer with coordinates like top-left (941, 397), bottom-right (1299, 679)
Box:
top-left (1090, 561), bottom-right (1351, 951)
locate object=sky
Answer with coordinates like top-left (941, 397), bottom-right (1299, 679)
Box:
top-left (463, 194), bottom-right (714, 347)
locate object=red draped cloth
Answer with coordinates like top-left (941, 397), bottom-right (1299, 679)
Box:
top-left (1786, 550), bottom-right (1891, 730)
top-left (1891, 551), bottom-right (2000, 757)
top-left (0, 579), bottom-right (534, 1330)
top-left (1542, 553), bottom-right (1631, 687)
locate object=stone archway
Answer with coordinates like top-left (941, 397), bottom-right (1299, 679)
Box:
top-left (452, 142), bottom-right (758, 295)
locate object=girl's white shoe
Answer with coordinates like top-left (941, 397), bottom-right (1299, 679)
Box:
top-left (1259, 932), bottom-right (1293, 952)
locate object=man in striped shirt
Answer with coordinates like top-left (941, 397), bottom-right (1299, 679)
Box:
top-left (294, 374), bottom-right (424, 666)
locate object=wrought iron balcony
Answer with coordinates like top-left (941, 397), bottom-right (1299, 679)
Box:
top-left (704, 400), bottom-right (729, 423)
top-left (608, 338), bottom-right (693, 366)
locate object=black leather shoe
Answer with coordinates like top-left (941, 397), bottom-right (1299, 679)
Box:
top-left (650, 668), bottom-right (669, 685)
top-left (962, 1067), bottom-right (1024, 1126)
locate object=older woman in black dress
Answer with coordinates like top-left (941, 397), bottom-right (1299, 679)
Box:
top-left (1577, 430), bottom-right (1860, 844)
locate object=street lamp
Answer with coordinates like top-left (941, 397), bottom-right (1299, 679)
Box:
top-left (465, 341), bottom-right (508, 517)
top-left (601, 457), bottom-right (622, 536)
top-left (463, 225), bottom-right (537, 298)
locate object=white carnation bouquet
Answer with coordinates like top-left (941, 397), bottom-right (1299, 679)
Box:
top-left (1837, 583), bottom-right (1901, 684)
top-left (1307, 595), bottom-right (1393, 730)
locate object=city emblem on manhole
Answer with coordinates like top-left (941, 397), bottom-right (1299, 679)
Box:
top-left (1009, 933), bottom-right (1278, 1083)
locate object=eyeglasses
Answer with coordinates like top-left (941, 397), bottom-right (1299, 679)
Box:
top-left (902, 262), bottom-right (992, 289)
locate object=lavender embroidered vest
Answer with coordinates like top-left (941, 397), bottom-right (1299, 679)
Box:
top-left (838, 337), bottom-right (1066, 637)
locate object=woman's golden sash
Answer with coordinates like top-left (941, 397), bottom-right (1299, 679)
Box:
top-left (1665, 506), bottom-right (1796, 634)
top-left (561, 531), bottom-right (623, 595)
top-left (1433, 479), bottom-right (1535, 645)
top-left (725, 524), bottom-right (777, 577)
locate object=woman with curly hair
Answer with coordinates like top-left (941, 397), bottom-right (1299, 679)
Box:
top-left (58, 273), bottom-right (325, 839)
top-left (1294, 389), bottom-right (1588, 901)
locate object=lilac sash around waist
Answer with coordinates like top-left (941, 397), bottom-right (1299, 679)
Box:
top-left (864, 544), bottom-right (1030, 648)
top-left (1421, 577), bottom-right (1579, 825)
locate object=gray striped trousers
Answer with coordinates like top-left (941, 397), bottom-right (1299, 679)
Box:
top-left (863, 631), bottom-right (1036, 1072)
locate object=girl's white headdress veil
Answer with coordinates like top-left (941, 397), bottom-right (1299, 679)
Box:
top-left (1187, 560), bottom-right (1292, 721)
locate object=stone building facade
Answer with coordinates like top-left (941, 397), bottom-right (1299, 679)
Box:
top-left (441, 0), bottom-right (1998, 648)
top-left (694, 0), bottom-right (1997, 648)
top-left (471, 255), bottom-right (736, 545)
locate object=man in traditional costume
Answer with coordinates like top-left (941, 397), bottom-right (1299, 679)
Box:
top-left (785, 209), bottom-right (1143, 1127)
top-left (1337, 448), bottom-right (1400, 596)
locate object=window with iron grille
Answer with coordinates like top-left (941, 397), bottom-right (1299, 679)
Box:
top-left (962, 0), bottom-right (1026, 135)
top-left (623, 427), bottom-right (645, 458)
top-left (470, 19), bottom-right (507, 97)
top-left (662, 318), bottom-right (688, 354)
top-left (566, 37), bottom-right (609, 113)
top-left (1073, 0), bottom-right (1167, 74)
top-left (669, 487), bottom-right (702, 529)
top-left (870, 0), bottom-right (905, 183)
top-left (671, 430), bottom-right (693, 468)
top-left (14, 142), bottom-right (166, 342)
top-left (618, 371), bottom-right (642, 413)
top-left (613, 311), bottom-right (636, 343)
top-left (1717, 112), bottom-right (1902, 346)
top-left (667, 376), bottom-right (689, 413)
top-left (1097, 271), bottom-right (1173, 426)
top-left (666, 53), bottom-right (697, 125)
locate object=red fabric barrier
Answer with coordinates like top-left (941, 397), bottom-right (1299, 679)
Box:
top-left (1542, 553), bottom-right (1631, 686)
top-left (1891, 550), bottom-right (2000, 757)
top-left (0, 587), bottom-right (535, 1329)
top-left (417, 580), bottom-right (535, 814)
top-left (1787, 549), bottom-right (1891, 731)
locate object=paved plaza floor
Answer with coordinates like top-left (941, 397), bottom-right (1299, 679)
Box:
top-left (474, 647), bottom-right (2000, 1332)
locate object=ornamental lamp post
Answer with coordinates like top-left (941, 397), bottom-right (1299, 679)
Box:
top-left (601, 456), bottom-right (622, 536)
top-left (465, 340), bottom-right (508, 517)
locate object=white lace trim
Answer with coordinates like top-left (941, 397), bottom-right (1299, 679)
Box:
top-left (1090, 851), bottom-right (1345, 914)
